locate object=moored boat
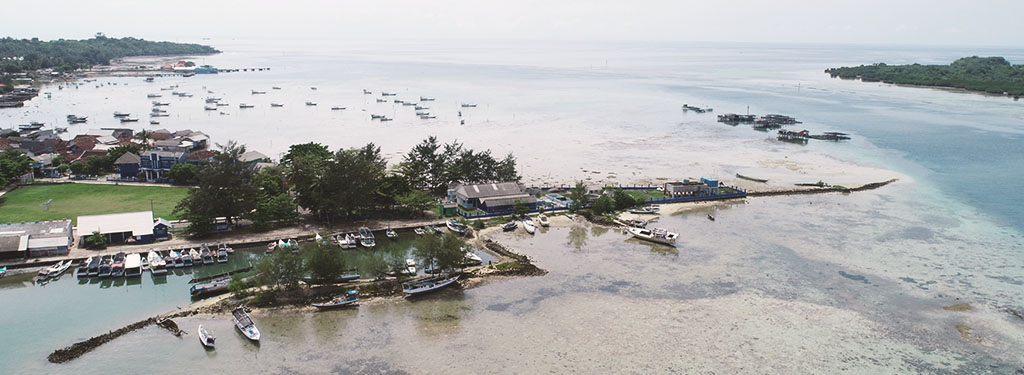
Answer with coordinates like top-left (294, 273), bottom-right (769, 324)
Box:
top-left (271, 103), bottom-right (284, 107)
top-left (626, 227), bottom-right (679, 245)
top-left (232, 306), bottom-right (261, 341)
top-left (181, 249), bottom-right (194, 267)
top-left (200, 245), bottom-right (215, 265)
top-left (198, 325), bottom-right (216, 349)
top-left (124, 253), bottom-right (143, 277)
top-left (87, 256), bottom-right (100, 276)
top-left (191, 277), bottom-right (231, 298)
top-left (171, 250), bottom-right (184, 268)
top-left (402, 275), bottom-right (459, 295)
top-left (77, 257), bottom-right (92, 278)
top-left (446, 219), bottom-right (468, 235)
top-left (217, 247), bottom-right (229, 263)
top-left (405, 258), bottom-right (417, 276)
top-left (358, 227), bottom-right (375, 248)
top-left (386, 228), bottom-right (398, 239)
top-left (149, 251), bottom-right (167, 275)
top-left (239, 103), bottom-right (254, 108)
top-left (305, 101), bottom-right (317, 106)
top-left (98, 255), bottom-right (113, 277)
top-left (414, 228), bottom-right (425, 236)
top-left (312, 290), bottom-right (360, 310)
top-left (111, 252), bottom-right (126, 277)
top-left (463, 251), bottom-right (483, 266)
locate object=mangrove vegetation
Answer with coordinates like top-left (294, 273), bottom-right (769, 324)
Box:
top-left (0, 33), bottom-right (219, 73)
top-left (825, 56), bottom-right (1024, 97)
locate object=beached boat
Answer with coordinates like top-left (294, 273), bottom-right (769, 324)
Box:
top-left (111, 252), bottom-right (126, 277)
top-left (502, 221), bottom-right (517, 232)
top-left (200, 245), bottom-right (215, 265)
top-left (386, 228), bottom-right (398, 239)
top-left (402, 275), bottom-right (459, 295)
top-left (538, 214), bottom-right (550, 227)
top-left (627, 227), bottom-right (679, 245)
top-left (198, 325), bottom-right (216, 349)
top-left (76, 258), bottom-right (91, 278)
top-left (358, 227), bottom-right (375, 248)
top-left (446, 219), bottom-right (468, 235)
top-left (405, 258), bottom-right (417, 276)
top-left (463, 251), bottom-right (483, 266)
top-left (736, 173), bottom-right (769, 183)
top-left (707, 214), bottom-right (715, 221)
top-left (623, 218), bottom-right (648, 228)
top-left (149, 251), bottom-right (167, 276)
top-left (522, 219), bottom-right (536, 234)
top-left (628, 206), bottom-right (660, 215)
top-left (312, 290), bottom-right (360, 310)
top-left (191, 277), bottom-right (231, 298)
top-left (124, 253), bottom-right (143, 277)
top-left (182, 249), bottom-right (194, 267)
top-left (232, 306), bottom-right (261, 342)
top-left (414, 228), bottom-right (425, 236)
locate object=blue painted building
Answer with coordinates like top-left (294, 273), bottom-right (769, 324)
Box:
top-left (113, 152), bottom-right (142, 179)
top-left (140, 150), bottom-right (187, 181)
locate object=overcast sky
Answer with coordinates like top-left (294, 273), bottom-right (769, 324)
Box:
top-left (5, 0), bottom-right (1023, 46)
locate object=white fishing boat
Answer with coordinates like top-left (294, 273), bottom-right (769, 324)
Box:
top-left (198, 324), bottom-right (216, 348)
top-left (190, 248), bottom-right (202, 265)
top-left (49, 260), bottom-right (72, 278)
top-left (358, 227), bottom-right (375, 248)
top-left (386, 228), bottom-right (398, 239)
top-left (463, 251), bottom-right (483, 265)
top-left (402, 275), bottom-right (459, 295)
top-left (124, 253), bottom-right (143, 277)
top-left (522, 219), bottom-right (536, 234)
top-left (538, 214), bottom-right (550, 227)
top-left (414, 228), bottom-right (425, 236)
top-left (148, 251), bottom-right (167, 275)
top-left (232, 306), bottom-right (260, 342)
top-left (405, 258), bottom-right (417, 276)
top-left (446, 219), bottom-right (468, 235)
top-left (201, 246), bottom-right (215, 265)
top-left (181, 249), bottom-right (194, 267)
top-left (627, 227), bottom-right (679, 245)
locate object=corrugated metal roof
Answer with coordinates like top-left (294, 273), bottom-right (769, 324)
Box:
top-left (28, 236), bottom-right (69, 248)
top-left (77, 211), bottom-right (154, 237)
top-left (454, 182), bottom-right (525, 199)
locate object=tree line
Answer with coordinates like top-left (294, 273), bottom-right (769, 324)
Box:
top-left (175, 137), bottom-right (520, 236)
top-left (825, 56), bottom-right (1024, 97)
top-left (0, 34), bottom-right (219, 73)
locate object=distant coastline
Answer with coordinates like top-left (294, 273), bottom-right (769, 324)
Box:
top-left (824, 56), bottom-right (1024, 99)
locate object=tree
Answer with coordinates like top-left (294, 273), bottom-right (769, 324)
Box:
top-left (282, 142), bottom-right (332, 221)
top-left (84, 231), bottom-right (107, 249)
top-left (395, 190), bottom-right (435, 216)
top-left (0, 150), bottom-right (31, 186)
top-left (513, 200), bottom-right (529, 216)
top-left (612, 189), bottom-right (640, 210)
top-left (413, 232), bottom-right (468, 274)
top-left (168, 163), bottom-right (198, 185)
top-left (567, 181), bottom-right (589, 212)
top-left (173, 142), bottom-right (257, 235)
top-left (592, 194), bottom-right (614, 215)
top-left (247, 193), bottom-right (299, 232)
top-left (256, 248), bottom-right (304, 289)
top-left (83, 155), bottom-right (110, 176)
top-left (304, 242), bottom-right (346, 283)
top-left (69, 162), bottom-right (86, 176)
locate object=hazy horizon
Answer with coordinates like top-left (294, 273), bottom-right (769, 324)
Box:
top-left (4, 0), bottom-right (1024, 47)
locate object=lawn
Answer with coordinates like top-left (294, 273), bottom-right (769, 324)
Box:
top-left (0, 183), bottom-right (189, 225)
top-left (619, 189), bottom-right (666, 203)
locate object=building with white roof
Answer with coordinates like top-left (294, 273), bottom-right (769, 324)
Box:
top-left (77, 211), bottom-right (155, 245)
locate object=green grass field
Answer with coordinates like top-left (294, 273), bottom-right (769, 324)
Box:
top-left (620, 189), bottom-right (666, 202)
top-left (0, 183), bottom-right (189, 225)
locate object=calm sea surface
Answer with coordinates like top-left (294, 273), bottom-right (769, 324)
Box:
top-left (1, 40), bottom-right (1023, 373)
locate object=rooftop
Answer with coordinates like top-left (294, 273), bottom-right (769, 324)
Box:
top-left (77, 211), bottom-right (154, 237)
top-left (454, 182), bottom-right (526, 199)
top-left (0, 220), bottom-right (72, 237)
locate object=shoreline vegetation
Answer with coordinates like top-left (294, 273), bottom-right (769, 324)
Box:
top-left (824, 56), bottom-right (1024, 98)
top-left (44, 177), bottom-right (901, 363)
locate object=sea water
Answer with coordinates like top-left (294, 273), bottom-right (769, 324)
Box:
top-left (1, 40), bottom-right (1022, 373)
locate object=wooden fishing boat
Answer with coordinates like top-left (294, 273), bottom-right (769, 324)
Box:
top-left (446, 219), bottom-right (468, 235)
top-left (198, 324), bottom-right (216, 349)
top-left (312, 290), bottom-right (360, 310)
top-left (502, 221), bottom-right (517, 232)
top-left (736, 173), bottom-right (769, 183)
top-left (402, 275), bottom-right (460, 295)
top-left (627, 227), bottom-right (679, 245)
top-left (232, 306), bottom-right (260, 342)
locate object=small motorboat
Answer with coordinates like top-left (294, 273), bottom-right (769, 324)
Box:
top-left (77, 257), bottom-right (92, 278)
top-left (124, 253), bottom-right (143, 278)
top-left (386, 228), bottom-right (398, 239)
top-left (538, 214), bottom-right (550, 227)
top-left (198, 324), bottom-right (216, 349)
top-left (219, 243), bottom-right (235, 254)
top-left (181, 249), bottom-right (194, 267)
top-left (707, 214), bottom-right (715, 221)
top-left (232, 306), bottom-right (261, 342)
top-left (363, 89), bottom-right (372, 94)
top-left (204, 105), bottom-right (217, 111)
top-left (312, 290), bottom-right (360, 310)
top-left (119, 117), bottom-right (139, 123)
top-left (113, 111), bottom-right (130, 117)
top-left (419, 96), bottom-right (435, 101)
top-left (149, 120), bottom-right (160, 125)
top-left (336, 233), bottom-right (358, 249)
top-left (200, 245), bottom-right (215, 265)
top-left (405, 259), bottom-right (417, 276)
top-left (305, 101), bottom-right (317, 106)
top-left (149, 251), bottom-right (168, 276)
top-left (217, 247), bottom-right (229, 263)
top-left (0, 266), bottom-right (6, 279)
top-left (431, 224), bottom-right (444, 235)
top-left (271, 103), bottom-right (284, 107)
top-left (331, 106), bottom-right (346, 110)
top-left (87, 256), bottom-right (100, 276)
top-left (627, 227), bottom-right (679, 245)
top-left (460, 103), bottom-right (477, 108)
top-left (251, 90), bottom-right (266, 95)
top-left (47, 260), bottom-right (71, 279)
top-left (463, 251), bottom-right (483, 266)
top-left (446, 219), bottom-right (468, 235)
top-left (414, 228), bottom-right (425, 236)
top-left (402, 275), bottom-right (459, 295)
top-left (624, 218), bottom-right (648, 228)
top-left (358, 227), bottom-right (375, 248)
top-left (272, 86), bottom-right (281, 90)
top-left (522, 219), bottom-right (536, 235)
top-left (266, 241), bottom-right (277, 254)
top-left (502, 221), bottom-right (517, 232)
top-left (171, 250), bottom-right (184, 268)
top-left (628, 206), bottom-right (660, 215)
top-left (239, 103), bottom-right (254, 108)
top-left (111, 253), bottom-right (126, 277)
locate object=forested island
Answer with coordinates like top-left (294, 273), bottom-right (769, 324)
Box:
top-left (0, 33), bottom-right (218, 73)
top-left (825, 56), bottom-right (1024, 97)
